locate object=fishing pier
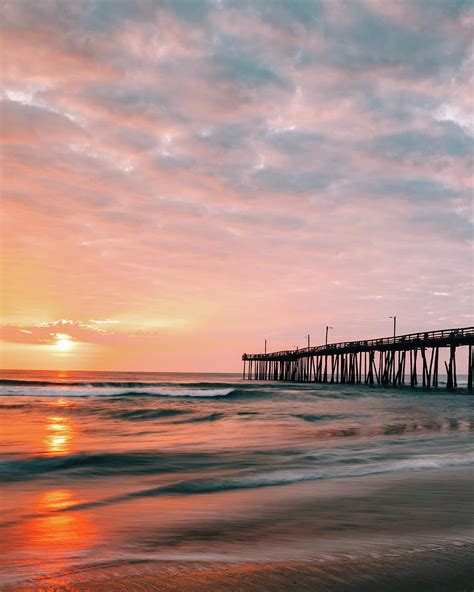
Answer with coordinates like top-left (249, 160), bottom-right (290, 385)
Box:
top-left (242, 326), bottom-right (474, 389)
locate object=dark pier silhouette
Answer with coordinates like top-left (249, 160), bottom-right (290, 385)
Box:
top-left (242, 326), bottom-right (474, 389)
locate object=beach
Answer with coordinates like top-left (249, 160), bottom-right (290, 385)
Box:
top-left (5, 542), bottom-right (474, 592)
top-left (1, 370), bottom-right (473, 591)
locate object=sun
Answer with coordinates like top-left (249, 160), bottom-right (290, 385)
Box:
top-left (54, 334), bottom-right (74, 352)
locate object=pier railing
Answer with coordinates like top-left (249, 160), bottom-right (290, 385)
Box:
top-left (242, 326), bottom-right (474, 389)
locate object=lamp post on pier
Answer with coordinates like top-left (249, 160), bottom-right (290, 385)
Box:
top-left (305, 334), bottom-right (311, 381)
top-left (325, 326), bottom-right (333, 346)
top-left (389, 316), bottom-right (397, 340)
top-left (324, 326), bottom-right (333, 381)
top-left (389, 316), bottom-right (397, 385)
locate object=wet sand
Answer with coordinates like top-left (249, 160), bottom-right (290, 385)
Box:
top-left (4, 543), bottom-right (474, 592)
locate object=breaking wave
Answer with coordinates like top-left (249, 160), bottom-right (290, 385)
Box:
top-left (3, 444), bottom-right (473, 488)
top-left (3, 450), bottom-right (473, 515)
top-left (0, 384), bottom-right (248, 399)
top-left (0, 379), bottom-right (240, 389)
top-left (0, 450), bottom-right (223, 482)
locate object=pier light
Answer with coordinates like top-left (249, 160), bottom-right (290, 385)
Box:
top-left (325, 326), bottom-right (334, 346)
top-left (389, 316), bottom-right (397, 339)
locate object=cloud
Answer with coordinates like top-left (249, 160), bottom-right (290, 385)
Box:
top-left (0, 320), bottom-right (115, 346)
top-left (369, 177), bottom-right (464, 202)
top-left (0, 317), bottom-right (188, 348)
top-left (409, 209), bottom-right (473, 242)
top-left (253, 167), bottom-right (335, 195)
top-left (214, 46), bottom-right (284, 89)
top-left (0, 99), bottom-right (83, 144)
top-left (370, 123), bottom-right (474, 159)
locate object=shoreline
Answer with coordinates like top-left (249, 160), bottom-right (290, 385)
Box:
top-left (4, 542), bottom-right (473, 592)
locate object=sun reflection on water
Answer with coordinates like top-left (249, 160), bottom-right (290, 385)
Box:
top-left (54, 397), bottom-right (70, 407)
top-left (16, 408), bottom-right (101, 577)
top-left (44, 415), bottom-right (76, 456)
top-left (23, 489), bottom-right (98, 574)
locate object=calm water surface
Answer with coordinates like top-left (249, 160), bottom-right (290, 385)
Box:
top-left (1, 370), bottom-right (473, 586)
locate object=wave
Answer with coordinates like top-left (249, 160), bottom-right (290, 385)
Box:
top-left (172, 413), bottom-right (224, 424)
top-left (120, 450), bottom-right (474, 497)
top-left (0, 379), bottom-right (240, 389)
top-left (11, 450), bottom-right (473, 517)
top-left (293, 413), bottom-right (349, 422)
top-left (155, 452), bottom-right (474, 494)
top-left (110, 409), bottom-right (224, 423)
top-left (113, 408), bottom-right (189, 421)
top-left (0, 384), bottom-right (269, 400)
top-left (0, 403), bottom-right (29, 409)
top-left (110, 388), bottom-right (238, 398)
top-left (4, 441), bottom-right (473, 488)
top-left (0, 450), bottom-right (223, 482)
top-left (0, 381), bottom-right (262, 399)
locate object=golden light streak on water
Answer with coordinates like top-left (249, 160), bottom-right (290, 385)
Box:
top-left (22, 489), bottom-right (98, 575)
top-left (44, 415), bottom-right (75, 456)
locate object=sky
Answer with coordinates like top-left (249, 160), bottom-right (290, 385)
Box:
top-left (1, 0), bottom-right (473, 372)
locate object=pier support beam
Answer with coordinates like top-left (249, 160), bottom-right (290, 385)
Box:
top-left (445, 346), bottom-right (457, 389)
top-left (468, 345), bottom-right (473, 391)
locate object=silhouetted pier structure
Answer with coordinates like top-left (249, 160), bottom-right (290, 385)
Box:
top-left (242, 327), bottom-right (474, 390)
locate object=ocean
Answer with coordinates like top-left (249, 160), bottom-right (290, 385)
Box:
top-left (1, 370), bottom-right (473, 591)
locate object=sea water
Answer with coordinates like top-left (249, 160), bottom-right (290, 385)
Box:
top-left (1, 370), bottom-right (473, 586)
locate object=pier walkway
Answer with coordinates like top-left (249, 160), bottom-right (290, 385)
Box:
top-left (242, 326), bottom-right (474, 389)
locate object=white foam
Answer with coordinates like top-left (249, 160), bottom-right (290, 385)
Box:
top-left (0, 386), bottom-right (235, 398)
top-left (225, 451), bottom-right (474, 491)
top-left (144, 388), bottom-right (234, 398)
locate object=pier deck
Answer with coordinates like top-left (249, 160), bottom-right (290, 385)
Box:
top-left (242, 326), bottom-right (474, 389)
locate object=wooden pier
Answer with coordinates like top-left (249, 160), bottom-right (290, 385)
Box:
top-left (242, 327), bottom-right (474, 389)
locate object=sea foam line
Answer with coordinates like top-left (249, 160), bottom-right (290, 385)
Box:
top-left (0, 386), bottom-right (237, 398)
